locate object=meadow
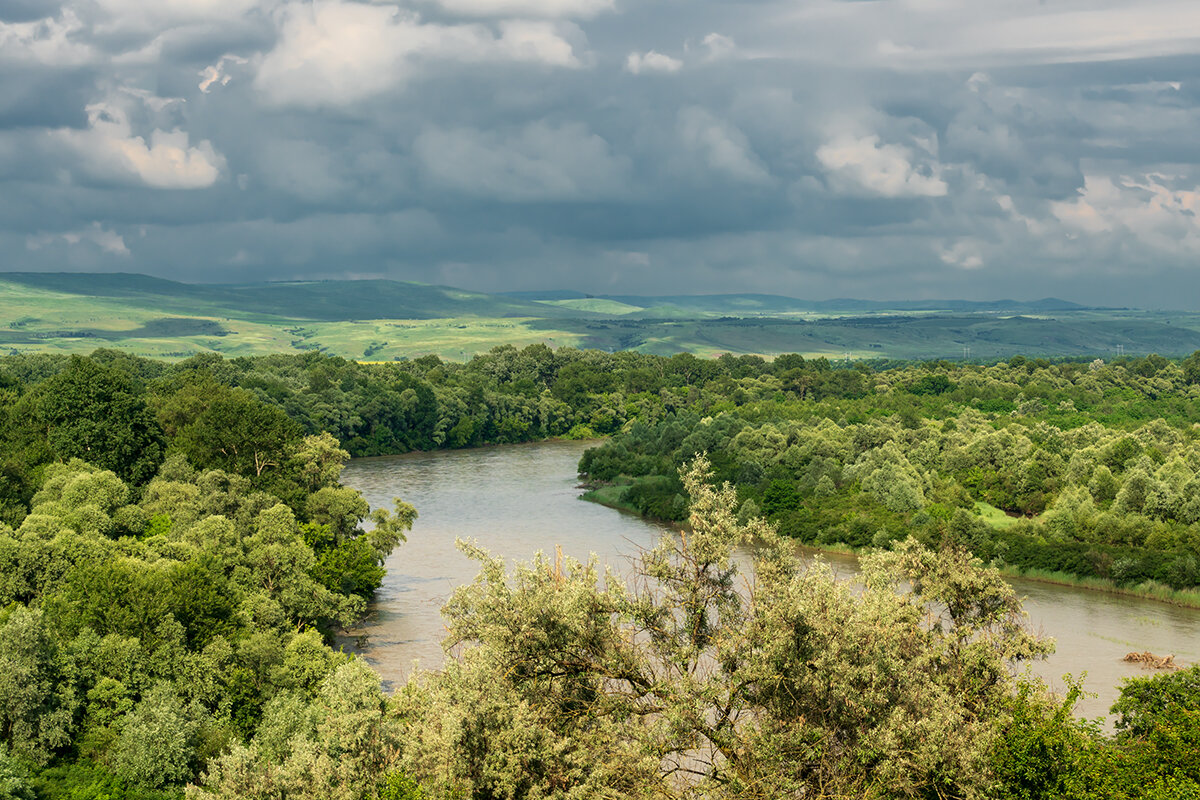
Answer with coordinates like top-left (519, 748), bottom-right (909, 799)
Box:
top-left (4, 272), bottom-right (1200, 362)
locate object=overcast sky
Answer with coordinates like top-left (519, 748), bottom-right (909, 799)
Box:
top-left (4, 0), bottom-right (1200, 305)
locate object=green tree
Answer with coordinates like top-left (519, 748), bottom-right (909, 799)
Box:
top-left (112, 683), bottom-right (197, 789)
top-left (291, 432), bottom-right (350, 492)
top-left (193, 660), bottom-right (406, 800)
top-left (1183, 350), bottom-right (1200, 385)
top-left (174, 388), bottom-right (299, 480)
top-left (0, 743), bottom-right (34, 800)
top-left (243, 504), bottom-right (362, 628)
top-left (29, 356), bottom-right (165, 484)
top-left (398, 458), bottom-right (1050, 799)
top-left (1111, 664), bottom-right (1200, 741)
top-left (0, 607), bottom-right (75, 765)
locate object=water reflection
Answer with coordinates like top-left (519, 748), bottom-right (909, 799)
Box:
top-left (343, 439), bottom-right (1200, 722)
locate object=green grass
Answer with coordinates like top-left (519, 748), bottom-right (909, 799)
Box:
top-left (579, 480), bottom-right (641, 515)
top-left (4, 273), bottom-right (1200, 362)
top-left (0, 273), bottom-right (584, 321)
top-left (999, 567), bottom-right (1200, 609)
top-left (0, 279), bottom-right (591, 361)
top-left (975, 501), bottom-right (1025, 529)
top-left (299, 318), bottom-right (584, 361)
top-left (538, 298), bottom-right (644, 315)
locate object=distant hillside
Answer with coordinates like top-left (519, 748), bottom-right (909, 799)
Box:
top-left (0, 273), bottom-right (587, 321)
top-left (810, 297), bottom-right (1085, 313)
top-left (503, 290), bottom-right (1086, 316)
top-left (537, 298), bottom-right (646, 314)
top-left (0, 271), bottom-right (1192, 362)
top-left (525, 313), bottom-right (1200, 359)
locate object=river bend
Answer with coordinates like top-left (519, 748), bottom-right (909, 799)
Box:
top-left (343, 439), bottom-right (1200, 722)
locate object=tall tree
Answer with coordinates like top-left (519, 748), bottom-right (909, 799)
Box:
top-left (30, 356), bottom-right (165, 484)
top-left (174, 388), bottom-right (299, 480)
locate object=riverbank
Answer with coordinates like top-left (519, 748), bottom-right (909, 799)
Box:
top-left (577, 479), bottom-right (642, 516)
top-left (578, 482), bottom-right (1200, 610)
top-left (346, 438), bottom-right (1200, 722)
top-left (994, 565), bottom-right (1200, 609)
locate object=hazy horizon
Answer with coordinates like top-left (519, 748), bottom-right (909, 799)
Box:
top-left (0, 270), bottom-right (1121, 309)
top-left (5, 0), bottom-right (1200, 307)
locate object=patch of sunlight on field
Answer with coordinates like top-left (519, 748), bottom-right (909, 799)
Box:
top-left (0, 283), bottom-right (157, 331)
top-left (0, 280), bottom-right (247, 326)
top-left (538, 298), bottom-right (644, 315)
top-left (0, 282), bottom-right (590, 361)
top-left (306, 318), bottom-right (585, 362)
top-left (3, 338), bottom-right (196, 359)
top-left (973, 501), bottom-right (1034, 529)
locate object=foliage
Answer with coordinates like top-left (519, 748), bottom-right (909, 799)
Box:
top-left (25, 356), bottom-right (165, 484)
top-left (31, 761), bottom-right (183, 800)
top-left (5, 347), bottom-right (1200, 794)
top-left (369, 459), bottom-right (1050, 799)
top-left (1111, 664), bottom-right (1200, 742)
top-left (577, 350), bottom-right (1200, 595)
top-left (0, 353), bottom-right (414, 793)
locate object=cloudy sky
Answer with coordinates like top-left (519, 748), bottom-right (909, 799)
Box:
top-left (4, 0), bottom-right (1200, 305)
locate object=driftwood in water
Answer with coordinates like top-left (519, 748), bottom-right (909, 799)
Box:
top-left (1123, 651), bottom-right (1180, 670)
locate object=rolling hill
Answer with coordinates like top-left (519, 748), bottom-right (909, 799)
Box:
top-left (0, 272), bottom-right (1194, 362)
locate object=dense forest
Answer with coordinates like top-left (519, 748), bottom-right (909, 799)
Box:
top-left (0, 346), bottom-right (1198, 797)
top-left (578, 351), bottom-right (1200, 599)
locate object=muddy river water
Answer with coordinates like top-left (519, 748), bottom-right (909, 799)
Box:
top-left (343, 439), bottom-right (1200, 722)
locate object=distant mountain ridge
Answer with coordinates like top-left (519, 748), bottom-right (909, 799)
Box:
top-left (1, 272), bottom-right (1091, 321)
top-left (0, 272), bottom-right (586, 321)
top-left (502, 290), bottom-right (1087, 315)
top-left (5, 270), bottom-right (1191, 363)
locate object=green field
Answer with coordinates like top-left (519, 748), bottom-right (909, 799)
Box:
top-left (2, 272), bottom-right (1200, 361)
top-left (537, 298), bottom-right (645, 315)
top-left (974, 501), bottom-right (1024, 530)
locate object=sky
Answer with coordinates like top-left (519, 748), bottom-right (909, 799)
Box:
top-left (4, 0), bottom-right (1200, 306)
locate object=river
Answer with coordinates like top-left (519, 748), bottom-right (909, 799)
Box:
top-left (343, 439), bottom-right (1200, 722)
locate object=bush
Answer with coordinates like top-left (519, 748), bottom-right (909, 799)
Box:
top-left (622, 476), bottom-right (687, 521)
top-left (31, 761), bottom-right (182, 800)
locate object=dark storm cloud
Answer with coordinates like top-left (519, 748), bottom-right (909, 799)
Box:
top-left (4, 0), bottom-right (1200, 306)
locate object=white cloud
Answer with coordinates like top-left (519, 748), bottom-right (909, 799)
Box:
top-left (432, 0), bottom-right (613, 19)
top-left (1051, 172), bottom-right (1200, 253)
top-left (771, 0), bottom-right (1200, 70)
top-left (91, 0), bottom-right (262, 32)
top-left (52, 101), bottom-right (224, 189)
top-left (625, 50), bottom-right (682, 74)
top-left (118, 87), bottom-right (186, 112)
top-left (817, 133), bottom-right (948, 198)
top-left (677, 107), bottom-right (771, 184)
top-left (939, 239), bottom-right (984, 270)
top-left (255, 1), bottom-right (583, 107)
top-left (27, 222), bottom-right (130, 256)
top-left (199, 54), bottom-right (250, 92)
top-left (255, 3), bottom-right (423, 106)
top-left (493, 20), bottom-right (581, 67)
top-left (415, 121), bottom-right (629, 200)
top-left (956, 1), bottom-right (1200, 65)
top-left (0, 10), bottom-right (96, 66)
top-left (701, 32), bottom-right (735, 59)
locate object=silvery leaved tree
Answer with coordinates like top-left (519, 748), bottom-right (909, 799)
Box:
top-left (392, 456), bottom-right (1051, 800)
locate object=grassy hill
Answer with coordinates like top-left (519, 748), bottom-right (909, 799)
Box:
top-left (505, 290), bottom-right (1087, 317)
top-left (0, 272), bottom-right (1195, 362)
top-left (535, 298), bottom-right (646, 315)
top-left (0, 273), bottom-right (586, 321)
